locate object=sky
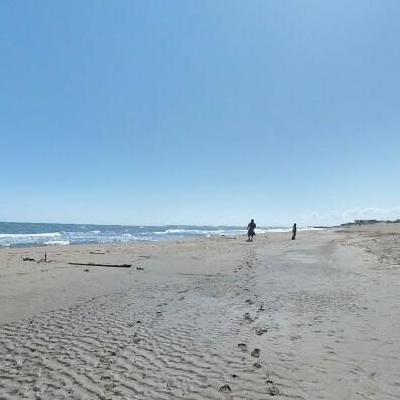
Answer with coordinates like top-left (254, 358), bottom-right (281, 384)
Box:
top-left (1, 0), bottom-right (399, 226)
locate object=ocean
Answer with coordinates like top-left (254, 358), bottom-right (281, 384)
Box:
top-left (0, 221), bottom-right (307, 248)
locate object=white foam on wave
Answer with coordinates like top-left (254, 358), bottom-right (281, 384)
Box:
top-left (44, 240), bottom-right (70, 246)
top-left (158, 228), bottom-right (267, 238)
top-left (0, 232), bottom-right (62, 238)
top-left (157, 228), bottom-right (240, 235)
top-left (155, 229), bottom-right (195, 235)
top-left (165, 229), bottom-right (188, 233)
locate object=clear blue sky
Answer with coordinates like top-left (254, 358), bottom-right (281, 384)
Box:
top-left (1, 0), bottom-right (399, 226)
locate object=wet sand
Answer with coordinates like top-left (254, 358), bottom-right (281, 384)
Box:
top-left (1, 226), bottom-right (400, 399)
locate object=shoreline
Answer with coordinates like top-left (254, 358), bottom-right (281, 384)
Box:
top-left (0, 222), bottom-right (326, 249)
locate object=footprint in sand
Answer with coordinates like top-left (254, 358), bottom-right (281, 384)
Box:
top-left (255, 328), bottom-right (268, 336)
top-left (219, 384), bottom-right (231, 392)
top-left (251, 348), bottom-right (260, 357)
top-left (238, 343), bottom-right (247, 352)
top-left (266, 383), bottom-right (280, 396)
top-left (244, 312), bottom-right (255, 323)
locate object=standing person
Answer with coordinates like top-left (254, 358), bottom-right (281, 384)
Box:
top-left (291, 223), bottom-right (297, 240)
top-left (247, 219), bottom-right (256, 242)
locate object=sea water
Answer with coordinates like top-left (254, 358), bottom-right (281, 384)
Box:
top-left (0, 221), bottom-right (313, 248)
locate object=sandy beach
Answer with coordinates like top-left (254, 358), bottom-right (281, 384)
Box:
top-left (1, 225), bottom-right (400, 399)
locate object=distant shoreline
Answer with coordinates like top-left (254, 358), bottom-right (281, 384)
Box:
top-left (312, 218), bottom-right (400, 229)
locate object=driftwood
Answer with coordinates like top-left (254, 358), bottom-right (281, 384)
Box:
top-left (68, 262), bottom-right (131, 268)
top-left (22, 257), bottom-right (36, 262)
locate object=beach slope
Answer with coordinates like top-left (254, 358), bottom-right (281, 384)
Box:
top-left (0, 226), bottom-right (399, 399)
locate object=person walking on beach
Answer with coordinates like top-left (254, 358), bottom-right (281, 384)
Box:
top-left (247, 219), bottom-right (256, 242)
top-left (291, 223), bottom-right (297, 240)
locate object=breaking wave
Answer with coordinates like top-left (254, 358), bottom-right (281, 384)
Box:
top-left (0, 222), bottom-right (323, 248)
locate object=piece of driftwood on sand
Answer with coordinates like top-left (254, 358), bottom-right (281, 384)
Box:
top-left (68, 262), bottom-right (132, 268)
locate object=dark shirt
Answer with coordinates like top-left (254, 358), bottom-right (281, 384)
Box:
top-left (247, 222), bottom-right (256, 232)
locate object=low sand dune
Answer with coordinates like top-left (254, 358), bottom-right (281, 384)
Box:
top-left (1, 227), bottom-right (400, 399)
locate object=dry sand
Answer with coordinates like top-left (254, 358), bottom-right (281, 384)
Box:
top-left (1, 225), bottom-right (400, 399)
